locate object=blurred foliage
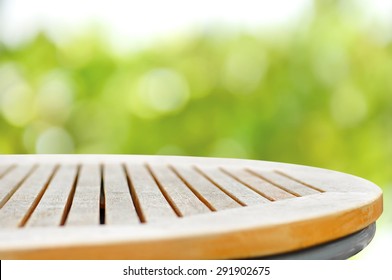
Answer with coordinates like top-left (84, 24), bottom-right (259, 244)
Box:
top-left (0, 0), bottom-right (391, 190)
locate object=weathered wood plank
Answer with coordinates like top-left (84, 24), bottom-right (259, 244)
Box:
top-left (0, 165), bottom-right (14, 179)
top-left (222, 168), bottom-right (296, 201)
top-left (66, 164), bottom-right (101, 226)
top-left (0, 164), bottom-right (57, 228)
top-left (147, 164), bottom-right (210, 216)
top-left (27, 165), bottom-right (78, 227)
top-left (124, 163), bottom-right (176, 222)
top-left (171, 165), bottom-right (240, 211)
top-left (0, 165), bottom-right (36, 209)
top-left (196, 166), bottom-right (269, 206)
top-left (104, 164), bottom-right (140, 225)
top-left (248, 169), bottom-right (320, 196)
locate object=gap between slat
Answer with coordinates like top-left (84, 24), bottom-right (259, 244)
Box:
top-left (19, 165), bottom-right (60, 227)
top-left (193, 166), bottom-right (246, 207)
top-left (168, 165), bottom-right (216, 212)
top-left (60, 165), bottom-right (81, 226)
top-left (274, 170), bottom-right (325, 193)
top-left (122, 164), bottom-right (146, 223)
top-left (245, 169), bottom-right (301, 197)
top-left (100, 164), bottom-right (106, 225)
top-left (219, 168), bottom-right (276, 201)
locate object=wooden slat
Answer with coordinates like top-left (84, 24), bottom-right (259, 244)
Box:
top-left (26, 165), bottom-right (78, 227)
top-left (0, 164), bottom-right (57, 228)
top-left (196, 166), bottom-right (270, 206)
top-left (248, 169), bottom-right (321, 196)
top-left (0, 165), bottom-right (14, 179)
top-left (125, 163), bottom-right (176, 222)
top-left (274, 170), bottom-right (324, 192)
top-left (171, 165), bottom-right (241, 211)
top-left (104, 164), bottom-right (139, 225)
top-left (222, 168), bottom-right (295, 201)
top-left (147, 164), bottom-right (210, 217)
top-left (66, 164), bottom-right (101, 226)
top-left (0, 165), bottom-right (37, 209)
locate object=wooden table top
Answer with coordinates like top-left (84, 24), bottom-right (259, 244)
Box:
top-left (0, 155), bottom-right (383, 259)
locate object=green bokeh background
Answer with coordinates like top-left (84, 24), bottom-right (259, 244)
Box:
top-left (0, 0), bottom-right (391, 254)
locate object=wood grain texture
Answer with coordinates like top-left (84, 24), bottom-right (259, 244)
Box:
top-left (196, 166), bottom-right (269, 206)
top-left (171, 165), bottom-right (241, 211)
top-left (27, 165), bottom-right (78, 227)
top-left (0, 165), bottom-right (36, 209)
top-left (66, 164), bottom-right (101, 226)
top-left (124, 163), bottom-right (177, 222)
top-left (248, 169), bottom-right (321, 196)
top-left (222, 168), bottom-right (295, 201)
top-left (103, 164), bottom-right (139, 225)
top-left (0, 155), bottom-right (383, 259)
top-left (0, 164), bottom-right (14, 179)
top-left (0, 164), bottom-right (57, 228)
top-left (147, 164), bottom-right (210, 216)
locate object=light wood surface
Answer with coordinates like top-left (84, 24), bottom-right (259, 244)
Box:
top-left (0, 164), bottom-right (57, 228)
top-left (0, 164), bottom-right (14, 179)
top-left (65, 164), bottom-right (101, 226)
top-left (171, 164), bottom-right (241, 211)
top-left (0, 155), bottom-right (383, 259)
top-left (27, 164), bottom-right (78, 227)
top-left (0, 165), bottom-right (36, 209)
top-left (104, 164), bottom-right (139, 225)
top-left (147, 164), bottom-right (210, 216)
top-left (125, 163), bottom-right (177, 222)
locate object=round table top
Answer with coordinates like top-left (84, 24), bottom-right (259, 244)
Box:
top-left (0, 155), bottom-right (383, 259)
